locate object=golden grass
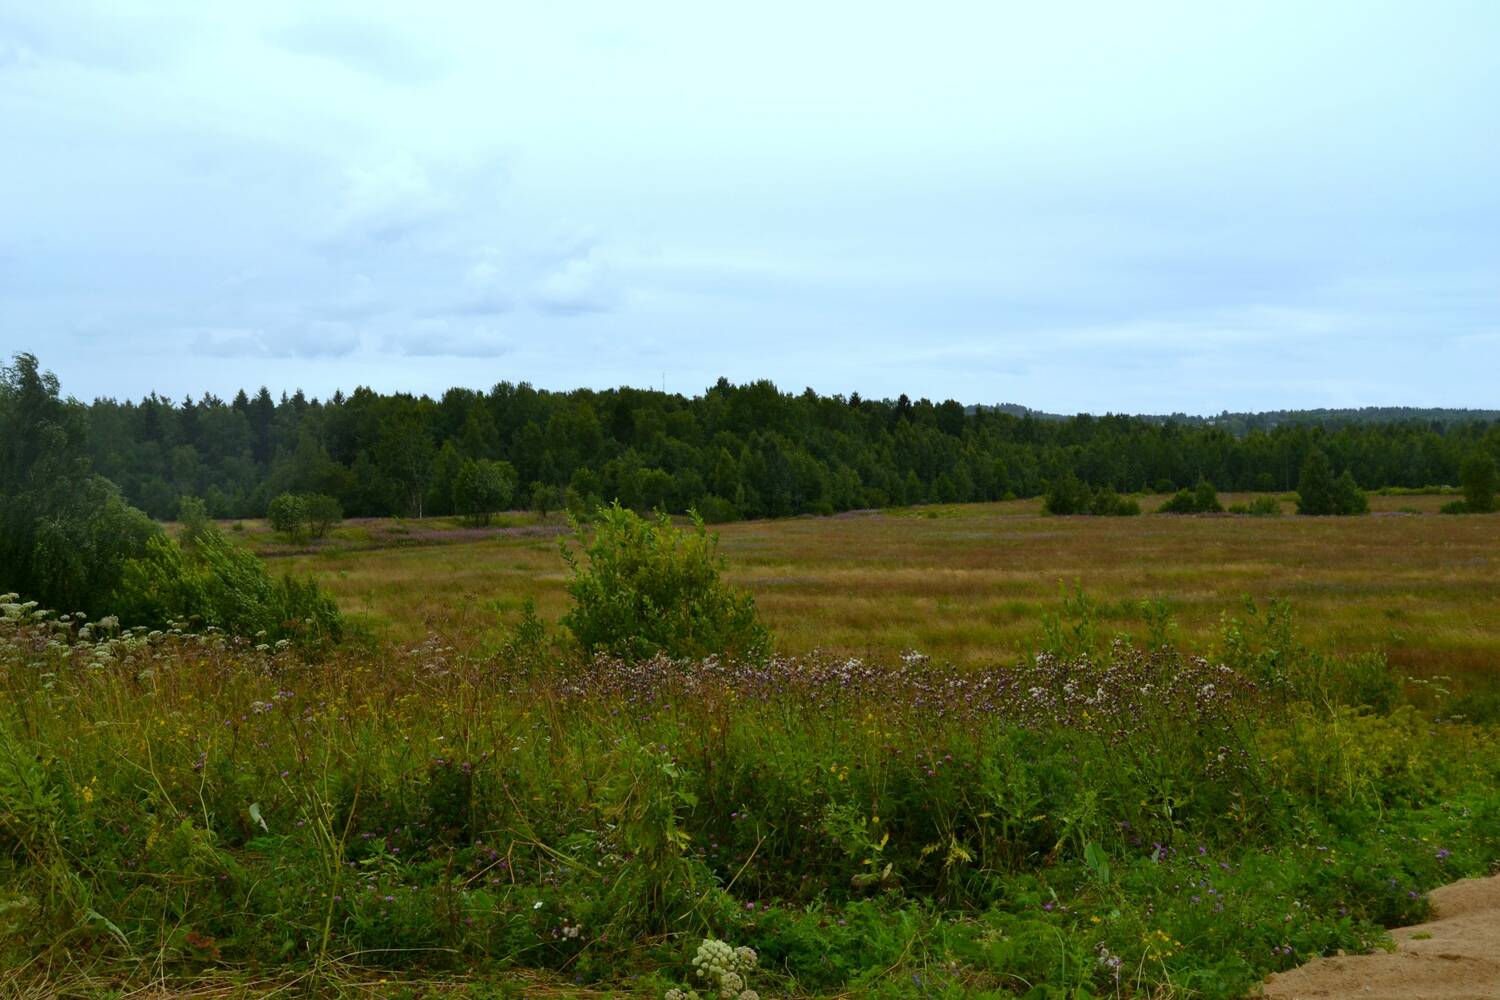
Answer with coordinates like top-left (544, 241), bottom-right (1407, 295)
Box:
top-left (254, 496), bottom-right (1500, 679)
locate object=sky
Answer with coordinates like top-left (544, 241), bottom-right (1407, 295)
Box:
top-left (2, 1), bottom-right (1497, 414)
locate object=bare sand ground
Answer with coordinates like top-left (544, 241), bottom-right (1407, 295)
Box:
top-left (1262, 875), bottom-right (1500, 1000)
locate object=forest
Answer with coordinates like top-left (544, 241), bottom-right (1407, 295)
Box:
top-left (83, 378), bottom-right (1500, 522)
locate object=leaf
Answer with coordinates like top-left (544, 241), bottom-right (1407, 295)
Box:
top-left (1085, 841), bottom-right (1112, 885)
top-left (248, 802), bottom-right (268, 833)
top-left (86, 908), bottom-right (131, 953)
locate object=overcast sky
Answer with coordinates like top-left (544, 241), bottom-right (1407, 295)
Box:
top-left (2, 2), bottom-right (1497, 413)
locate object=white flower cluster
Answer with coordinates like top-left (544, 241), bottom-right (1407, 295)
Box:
top-left (665, 939), bottom-right (762, 1000)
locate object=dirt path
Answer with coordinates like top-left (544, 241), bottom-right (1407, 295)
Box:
top-left (1262, 875), bottom-right (1500, 1000)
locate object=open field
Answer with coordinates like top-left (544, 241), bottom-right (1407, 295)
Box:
top-left (248, 495), bottom-right (1500, 681)
top-left (8, 496), bottom-right (1500, 999)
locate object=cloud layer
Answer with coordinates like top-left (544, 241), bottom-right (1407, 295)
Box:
top-left (2, 1), bottom-right (1496, 412)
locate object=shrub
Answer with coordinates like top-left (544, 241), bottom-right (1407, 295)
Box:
top-left (304, 494), bottom-right (343, 538)
top-left (113, 502), bottom-right (342, 649)
top-left (1045, 475), bottom-right (1137, 516)
top-left (530, 481), bottom-right (560, 518)
top-left (266, 492), bottom-right (308, 541)
top-left (1298, 450), bottom-right (1367, 515)
top-left (1460, 450), bottom-right (1498, 513)
top-left (1087, 488), bottom-right (1140, 516)
top-left (266, 492), bottom-right (341, 541)
top-left (1042, 472), bottom-right (1090, 515)
top-left (1246, 495), bottom-right (1281, 516)
top-left (1157, 479), bottom-right (1222, 514)
top-left (454, 459), bottom-right (517, 526)
top-left (560, 502), bottom-right (770, 661)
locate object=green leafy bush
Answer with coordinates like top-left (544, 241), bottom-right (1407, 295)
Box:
top-left (1158, 479), bottom-right (1223, 514)
top-left (266, 492), bottom-right (307, 540)
top-left (112, 500), bottom-right (342, 649)
top-left (1297, 450), bottom-right (1368, 515)
top-left (1044, 474), bottom-right (1139, 516)
top-left (1456, 450), bottom-right (1498, 513)
top-left (560, 502), bottom-right (770, 661)
top-left (454, 458), bottom-right (517, 526)
top-left (304, 493), bottom-right (343, 537)
top-left (1246, 495), bottom-right (1282, 516)
top-left (266, 492), bottom-right (341, 541)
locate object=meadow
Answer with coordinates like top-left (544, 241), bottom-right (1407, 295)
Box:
top-left (262, 493), bottom-right (1499, 681)
top-left (4, 499), bottom-right (1500, 999)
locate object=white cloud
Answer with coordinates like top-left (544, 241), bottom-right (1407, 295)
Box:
top-left (532, 246), bottom-right (621, 316)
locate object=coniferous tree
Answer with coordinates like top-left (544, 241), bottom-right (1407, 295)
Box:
top-left (1296, 449), bottom-right (1337, 515)
top-left (1460, 450), bottom-right (1498, 513)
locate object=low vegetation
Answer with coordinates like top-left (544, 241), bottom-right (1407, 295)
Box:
top-left (2, 588), bottom-right (1497, 998)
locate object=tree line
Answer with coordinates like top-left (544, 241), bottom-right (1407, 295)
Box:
top-left (78, 376), bottom-right (1500, 523)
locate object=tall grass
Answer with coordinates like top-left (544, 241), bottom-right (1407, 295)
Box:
top-left (2, 594), bottom-right (1498, 998)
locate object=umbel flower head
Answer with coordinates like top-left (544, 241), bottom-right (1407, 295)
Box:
top-left (670, 938), bottom-right (763, 1000)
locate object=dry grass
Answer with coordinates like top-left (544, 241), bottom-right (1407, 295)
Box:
top-left (256, 495), bottom-right (1500, 679)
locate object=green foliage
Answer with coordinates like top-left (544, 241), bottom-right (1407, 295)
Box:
top-left (306, 494), bottom-right (343, 538)
top-left (0, 355), bottom-right (160, 616)
top-left (266, 492), bottom-right (307, 540)
top-left (1157, 479), bottom-right (1223, 514)
top-left (1087, 487), bottom-right (1140, 516)
top-left (111, 514), bottom-right (342, 649)
top-left (1333, 469), bottom-right (1369, 514)
top-left (1459, 449), bottom-right (1497, 513)
top-left (528, 481), bottom-right (559, 518)
top-left (1045, 474), bottom-right (1138, 516)
top-left (560, 503), bottom-right (770, 661)
top-left (453, 459), bottom-right (517, 526)
top-left (4, 596), bottom-right (1498, 999)
top-left (1297, 449), bottom-right (1367, 515)
top-left (1246, 495), bottom-right (1282, 516)
top-left (38, 344), bottom-right (1495, 525)
top-left (0, 355), bottom-right (342, 648)
top-left (265, 492), bottom-right (341, 542)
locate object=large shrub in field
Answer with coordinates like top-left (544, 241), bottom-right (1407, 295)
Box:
top-left (454, 458), bottom-right (516, 525)
top-left (1459, 449), bottom-right (1498, 513)
top-left (560, 502), bottom-right (769, 661)
top-left (1158, 478), bottom-right (1223, 514)
top-left (1296, 449), bottom-right (1367, 515)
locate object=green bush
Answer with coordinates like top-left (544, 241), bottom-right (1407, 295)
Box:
top-left (304, 493), bottom-right (343, 538)
top-left (1087, 488), bottom-right (1140, 516)
top-left (1297, 450), bottom-right (1368, 515)
top-left (266, 492), bottom-right (308, 541)
top-left (1247, 495), bottom-right (1282, 516)
top-left (454, 459), bottom-right (517, 526)
top-left (560, 502), bottom-right (770, 661)
top-left (112, 500), bottom-right (342, 649)
top-left (1044, 474), bottom-right (1138, 516)
top-left (1157, 479), bottom-right (1222, 514)
top-left (266, 492), bottom-right (341, 541)
top-left (1459, 450), bottom-right (1497, 513)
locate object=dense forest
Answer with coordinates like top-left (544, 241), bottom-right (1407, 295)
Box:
top-left (77, 376), bottom-right (1500, 522)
